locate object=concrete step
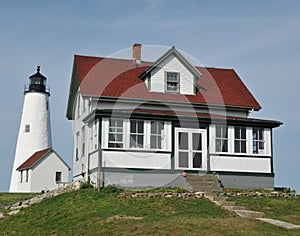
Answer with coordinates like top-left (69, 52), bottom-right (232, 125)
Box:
top-left (186, 179), bottom-right (219, 184)
top-left (189, 184), bottom-right (220, 189)
top-left (186, 175), bottom-right (218, 181)
top-left (234, 210), bottom-right (265, 218)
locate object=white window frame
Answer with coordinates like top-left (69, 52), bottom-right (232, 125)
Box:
top-left (165, 71), bottom-right (180, 93)
top-left (234, 126), bottom-right (247, 153)
top-left (150, 121), bottom-right (165, 150)
top-left (215, 125), bottom-right (228, 153)
top-left (129, 120), bottom-right (144, 148)
top-left (102, 118), bottom-right (171, 151)
top-left (108, 118), bottom-right (124, 148)
top-left (210, 125), bottom-right (271, 157)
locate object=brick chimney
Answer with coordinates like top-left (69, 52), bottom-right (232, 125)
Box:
top-left (132, 43), bottom-right (142, 65)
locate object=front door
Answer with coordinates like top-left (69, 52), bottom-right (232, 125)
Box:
top-left (175, 128), bottom-right (207, 170)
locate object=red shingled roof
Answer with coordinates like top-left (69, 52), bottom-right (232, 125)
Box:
top-left (16, 148), bottom-right (51, 170)
top-left (73, 55), bottom-right (261, 110)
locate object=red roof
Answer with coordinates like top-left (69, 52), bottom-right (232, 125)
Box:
top-left (73, 55), bottom-right (261, 110)
top-left (16, 148), bottom-right (51, 170)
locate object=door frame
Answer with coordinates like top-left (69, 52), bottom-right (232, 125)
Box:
top-left (174, 128), bottom-right (207, 171)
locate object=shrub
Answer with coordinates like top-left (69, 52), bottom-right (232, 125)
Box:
top-left (100, 185), bottom-right (123, 195)
top-left (80, 177), bottom-right (94, 189)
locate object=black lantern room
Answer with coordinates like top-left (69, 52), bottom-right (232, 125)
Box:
top-left (25, 66), bottom-right (50, 95)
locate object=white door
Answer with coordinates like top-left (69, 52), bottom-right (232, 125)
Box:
top-left (175, 128), bottom-right (207, 170)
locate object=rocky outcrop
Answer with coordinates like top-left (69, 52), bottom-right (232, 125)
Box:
top-left (220, 191), bottom-right (297, 198)
top-left (2, 180), bottom-right (83, 218)
top-left (118, 191), bottom-right (205, 199)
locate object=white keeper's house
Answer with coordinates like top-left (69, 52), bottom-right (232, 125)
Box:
top-left (66, 44), bottom-right (282, 189)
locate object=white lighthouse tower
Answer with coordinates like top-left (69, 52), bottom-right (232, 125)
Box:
top-left (9, 66), bottom-right (52, 192)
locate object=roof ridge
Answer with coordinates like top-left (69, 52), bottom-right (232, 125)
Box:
top-left (74, 54), bottom-right (234, 70)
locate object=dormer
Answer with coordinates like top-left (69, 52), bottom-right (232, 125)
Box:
top-left (140, 46), bottom-right (201, 95)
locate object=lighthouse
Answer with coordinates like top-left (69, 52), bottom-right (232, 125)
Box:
top-left (9, 66), bottom-right (69, 192)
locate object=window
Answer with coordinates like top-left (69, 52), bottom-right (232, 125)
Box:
top-left (20, 170), bottom-right (23, 183)
top-left (253, 128), bottom-right (265, 154)
top-left (90, 125), bottom-right (93, 151)
top-left (25, 170), bottom-right (29, 182)
top-left (130, 120), bottom-right (144, 148)
top-left (77, 95), bottom-right (80, 118)
top-left (166, 72), bottom-right (180, 93)
top-left (25, 124), bottom-right (30, 133)
top-left (83, 98), bottom-right (86, 112)
top-left (108, 119), bottom-right (123, 148)
top-left (215, 125), bottom-right (228, 152)
top-left (94, 121), bottom-right (98, 149)
top-left (81, 127), bottom-right (86, 156)
top-left (150, 121), bottom-right (164, 149)
top-left (235, 126), bottom-right (247, 153)
top-left (46, 101), bottom-right (49, 111)
top-left (55, 172), bottom-right (62, 182)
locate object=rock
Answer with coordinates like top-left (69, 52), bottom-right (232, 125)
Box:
top-left (8, 210), bottom-right (20, 216)
top-left (0, 212), bottom-right (3, 219)
top-left (12, 201), bottom-right (22, 207)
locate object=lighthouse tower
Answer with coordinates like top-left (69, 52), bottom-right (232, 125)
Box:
top-left (9, 66), bottom-right (52, 192)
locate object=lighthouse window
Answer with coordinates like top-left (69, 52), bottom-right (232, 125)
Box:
top-left (46, 101), bottom-right (49, 111)
top-left (25, 124), bottom-right (30, 133)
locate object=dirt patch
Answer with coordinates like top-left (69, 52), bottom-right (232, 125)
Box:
top-left (106, 214), bottom-right (143, 222)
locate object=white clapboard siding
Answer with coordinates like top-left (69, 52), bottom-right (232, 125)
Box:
top-left (150, 54), bottom-right (195, 95)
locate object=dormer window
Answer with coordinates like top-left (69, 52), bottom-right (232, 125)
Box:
top-left (166, 72), bottom-right (180, 93)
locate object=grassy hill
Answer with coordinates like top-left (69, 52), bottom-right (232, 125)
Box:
top-left (0, 188), bottom-right (300, 235)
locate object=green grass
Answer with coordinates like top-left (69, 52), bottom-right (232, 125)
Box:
top-left (0, 189), bottom-right (299, 235)
top-left (0, 192), bottom-right (39, 207)
top-left (230, 196), bottom-right (300, 225)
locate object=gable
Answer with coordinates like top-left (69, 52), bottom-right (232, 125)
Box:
top-left (141, 46), bottom-right (201, 95)
top-left (16, 148), bottom-right (70, 171)
top-left (149, 53), bottom-right (196, 94)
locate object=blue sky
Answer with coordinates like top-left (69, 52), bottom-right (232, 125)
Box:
top-left (0, 0), bottom-right (299, 192)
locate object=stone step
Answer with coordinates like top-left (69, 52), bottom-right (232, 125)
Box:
top-left (220, 201), bottom-right (236, 206)
top-left (192, 187), bottom-right (223, 192)
top-left (234, 210), bottom-right (265, 218)
top-left (223, 205), bottom-right (246, 211)
top-left (212, 196), bottom-right (227, 201)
